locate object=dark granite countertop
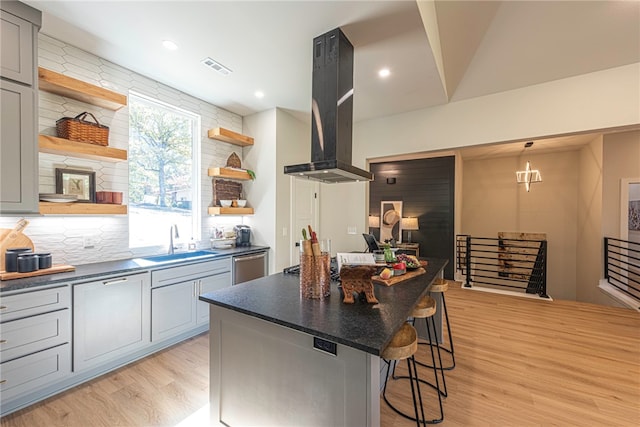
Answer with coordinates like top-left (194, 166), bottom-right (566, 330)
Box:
top-left (199, 258), bottom-right (448, 356)
top-left (1, 246), bottom-right (269, 293)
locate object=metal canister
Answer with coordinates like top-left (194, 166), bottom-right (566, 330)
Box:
top-left (5, 248), bottom-right (33, 272)
top-left (17, 253), bottom-right (39, 273)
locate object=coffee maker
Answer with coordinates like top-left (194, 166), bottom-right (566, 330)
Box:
top-left (234, 225), bottom-right (251, 247)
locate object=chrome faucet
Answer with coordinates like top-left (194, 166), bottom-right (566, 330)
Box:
top-left (169, 224), bottom-right (179, 254)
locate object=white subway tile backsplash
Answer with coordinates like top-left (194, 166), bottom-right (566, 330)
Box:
top-left (62, 53), bottom-right (103, 74)
top-left (38, 37), bottom-right (65, 55)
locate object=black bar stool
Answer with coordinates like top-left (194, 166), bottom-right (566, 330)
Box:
top-left (381, 322), bottom-right (426, 427)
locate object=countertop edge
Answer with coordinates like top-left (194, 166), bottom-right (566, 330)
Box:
top-left (1, 246), bottom-right (270, 293)
top-left (200, 258), bottom-right (448, 356)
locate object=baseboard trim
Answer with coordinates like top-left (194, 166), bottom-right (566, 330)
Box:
top-left (598, 280), bottom-right (640, 311)
top-left (461, 284), bottom-right (553, 301)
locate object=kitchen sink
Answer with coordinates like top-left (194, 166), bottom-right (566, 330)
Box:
top-left (133, 250), bottom-right (218, 266)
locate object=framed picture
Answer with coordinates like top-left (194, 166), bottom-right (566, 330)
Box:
top-left (56, 168), bottom-right (96, 203)
top-left (380, 201), bottom-right (402, 243)
top-left (621, 178), bottom-right (640, 243)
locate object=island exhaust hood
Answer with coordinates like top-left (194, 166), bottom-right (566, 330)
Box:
top-left (284, 28), bottom-right (373, 183)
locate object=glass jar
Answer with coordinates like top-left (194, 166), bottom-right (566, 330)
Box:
top-left (299, 239), bottom-right (331, 299)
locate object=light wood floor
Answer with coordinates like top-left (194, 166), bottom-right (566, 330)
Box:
top-left (2, 284), bottom-right (639, 426)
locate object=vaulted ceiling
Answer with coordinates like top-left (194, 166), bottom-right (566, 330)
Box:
top-left (24, 0), bottom-right (639, 127)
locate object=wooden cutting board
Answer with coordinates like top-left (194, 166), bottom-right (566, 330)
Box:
top-left (0, 220), bottom-right (35, 270)
top-left (0, 264), bottom-right (75, 281)
top-left (372, 267), bottom-right (426, 287)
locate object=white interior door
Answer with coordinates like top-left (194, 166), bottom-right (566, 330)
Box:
top-left (290, 178), bottom-right (319, 266)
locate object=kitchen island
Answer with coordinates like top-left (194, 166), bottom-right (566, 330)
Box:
top-left (199, 258), bottom-right (448, 427)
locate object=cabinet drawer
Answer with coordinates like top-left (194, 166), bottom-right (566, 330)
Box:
top-left (1, 309), bottom-right (70, 363)
top-left (0, 286), bottom-right (70, 322)
top-left (152, 258), bottom-right (231, 288)
top-left (0, 344), bottom-right (70, 402)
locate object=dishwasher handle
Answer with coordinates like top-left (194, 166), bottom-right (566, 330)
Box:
top-left (233, 253), bottom-right (266, 263)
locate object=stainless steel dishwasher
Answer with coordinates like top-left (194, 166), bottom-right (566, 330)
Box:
top-left (232, 251), bottom-right (268, 285)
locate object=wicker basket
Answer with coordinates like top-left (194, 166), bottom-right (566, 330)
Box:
top-left (56, 112), bottom-right (109, 146)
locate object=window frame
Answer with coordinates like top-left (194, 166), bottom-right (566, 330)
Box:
top-left (127, 91), bottom-right (201, 249)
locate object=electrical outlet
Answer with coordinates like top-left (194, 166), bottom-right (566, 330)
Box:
top-left (282, 227), bottom-right (288, 237)
top-left (347, 226), bottom-right (357, 235)
top-left (83, 234), bottom-right (97, 249)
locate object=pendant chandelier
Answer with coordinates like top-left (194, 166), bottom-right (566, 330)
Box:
top-left (515, 142), bottom-right (542, 192)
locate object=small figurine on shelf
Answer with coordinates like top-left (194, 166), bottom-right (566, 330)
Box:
top-left (226, 152), bottom-right (241, 169)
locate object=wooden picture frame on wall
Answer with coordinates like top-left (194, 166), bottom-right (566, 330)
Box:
top-left (56, 168), bottom-right (96, 203)
top-left (380, 200), bottom-right (402, 243)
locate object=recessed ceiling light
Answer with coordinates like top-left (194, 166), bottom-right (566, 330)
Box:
top-left (162, 40), bottom-right (178, 51)
top-left (378, 68), bottom-right (391, 78)
top-left (254, 90), bottom-right (264, 99)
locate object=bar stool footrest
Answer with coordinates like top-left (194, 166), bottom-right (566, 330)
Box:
top-left (391, 374), bottom-right (448, 397)
top-left (382, 394), bottom-right (444, 424)
top-left (416, 342), bottom-right (456, 370)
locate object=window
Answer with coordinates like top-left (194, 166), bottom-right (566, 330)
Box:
top-left (128, 92), bottom-right (201, 248)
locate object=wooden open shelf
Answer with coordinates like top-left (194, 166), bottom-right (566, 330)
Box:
top-left (39, 202), bottom-right (127, 215)
top-left (207, 167), bottom-right (251, 180)
top-left (208, 207), bottom-right (254, 216)
top-left (39, 135), bottom-right (127, 162)
top-left (207, 127), bottom-right (254, 146)
top-left (38, 67), bottom-right (127, 111)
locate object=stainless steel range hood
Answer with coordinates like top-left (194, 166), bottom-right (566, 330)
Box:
top-left (284, 28), bottom-right (373, 183)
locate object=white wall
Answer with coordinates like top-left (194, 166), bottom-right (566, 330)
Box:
top-left (243, 107), bottom-right (310, 273)
top-left (243, 109), bottom-right (277, 273)
top-left (319, 182), bottom-right (368, 254)
top-left (353, 63), bottom-right (639, 162)
top-left (461, 151), bottom-right (579, 300)
top-left (275, 108), bottom-right (309, 270)
top-left (576, 136), bottom-right (607, 305)
top-left (602, 131), bottom-right (640, 238)
top-left (0, 34), bottom-right (245, 265)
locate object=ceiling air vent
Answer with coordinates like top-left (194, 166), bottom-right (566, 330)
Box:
top-left (201, 57), bottom-right (232, 76)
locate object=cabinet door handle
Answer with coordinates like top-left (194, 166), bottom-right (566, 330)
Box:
top-left (0, 306), bottom-right (7, 310)
top-left (198, 279), bottom-right (203, 295)
top-left (103, 278), bottom-right (128, 286)
top-left (0, 379), bottom-right (6, 384)
top-left (194, 282), bottom-right (197, 297)
top-left (0, 340), bottom-right (6, 344)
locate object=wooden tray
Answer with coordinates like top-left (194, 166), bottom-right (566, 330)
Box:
top-left (0, 264), bottom-right (75, 281)
top-left (372, 267), bottom-right (426, 287)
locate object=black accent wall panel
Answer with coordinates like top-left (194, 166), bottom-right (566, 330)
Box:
top-left (369, 156), bottom-right (455, 278)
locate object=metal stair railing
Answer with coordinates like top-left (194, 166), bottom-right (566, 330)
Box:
top-left (604, 237), bottom-right (640, 304)
top-left (456, 234), bottom-right (549, 298)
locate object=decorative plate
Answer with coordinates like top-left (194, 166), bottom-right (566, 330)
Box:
top-left (39, 193), bottom-right (78, 203)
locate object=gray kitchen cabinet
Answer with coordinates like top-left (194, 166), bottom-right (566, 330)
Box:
top-left (151, 280), bottom-right (196, 341)
top-left (0, 285), bottom-right (71, 409)
top-left (0, 74), bottom-right (38, 213)
top-left (0, 3), bottom-right (40, 214)
top-left (73, 272), bottom-right (151, 372)
top-left (151, 258), bottom-right (231, 342)
top-left (1, 9), bottom-right (34, 85)
top-left (196, 271), bottom-right (231, 324)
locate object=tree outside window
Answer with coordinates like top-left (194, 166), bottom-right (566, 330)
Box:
top-left (128, 92), bottom-right (200, 248)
